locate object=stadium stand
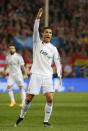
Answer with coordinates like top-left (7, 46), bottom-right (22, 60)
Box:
top-left (0, 0), bottom-right (88, 77)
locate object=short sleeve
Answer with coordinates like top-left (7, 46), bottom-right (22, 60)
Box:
top-left (19, 55), bottom-right (24, 65)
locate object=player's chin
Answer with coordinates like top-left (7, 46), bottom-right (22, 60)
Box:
top-left (45, 38), bottom-right (51, 43)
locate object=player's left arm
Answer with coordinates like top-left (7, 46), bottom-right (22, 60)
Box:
top-left (3, 64), bottom-right (8, 77)
top-left (3, 56), bottom-right (9, 77)
top-left (21, 65), bottom-right (28, 78)
top-left (19, 55), bottom-right (28, 77)
top-left (53, 47), bottom-right (62, 86)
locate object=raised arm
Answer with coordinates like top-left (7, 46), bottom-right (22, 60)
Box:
top-left (53, 48), bottom-right (62, 86)
top-left (33, 8), bottom-right (43, 44)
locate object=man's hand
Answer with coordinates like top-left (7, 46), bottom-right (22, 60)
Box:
top-left (23, 73), bottom-right (28, 78)
top-left (58, 76), bottom-right (62, 86)
top-left (36, 8), bottom-right (43, 19)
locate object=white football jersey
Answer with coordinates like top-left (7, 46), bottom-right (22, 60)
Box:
top-left (6, 53), bottom-right (24, 77)
top-left (30, 19), bottom-right (62, 77)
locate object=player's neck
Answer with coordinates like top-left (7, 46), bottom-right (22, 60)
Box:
top-left (10, 52), bottom-right (16, 55)
top-left (42, 40), bottom-right (50, 44)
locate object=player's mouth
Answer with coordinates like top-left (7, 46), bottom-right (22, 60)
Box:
top-left (43, 36), bottom-right (51, 43)
top-left (46, 36), bottom-right (50, 39)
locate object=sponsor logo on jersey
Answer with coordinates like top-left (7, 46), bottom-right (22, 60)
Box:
top-left (40, 50), bottom-right (53, 59)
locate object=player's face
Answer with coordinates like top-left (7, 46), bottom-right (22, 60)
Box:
top-left (9, 46), bottom-right (16, 54)
top-left (42, 29), bottom-right (52, 43)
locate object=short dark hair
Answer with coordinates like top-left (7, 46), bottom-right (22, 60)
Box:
top-left (42, 27), bottom-right (52, 33)
top-left (8, 41), bottom-right (16, 48)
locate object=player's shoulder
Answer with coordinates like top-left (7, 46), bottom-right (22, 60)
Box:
top-left (16, 53), bottom-right (22, 57)
top-left (6, 53), bottom-right (10, 58)
top-left (49, 43), bottom-right (57, 50)
top-left (16, 53), bottom-right (24, 61)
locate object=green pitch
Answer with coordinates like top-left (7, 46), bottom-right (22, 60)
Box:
top-left (0, 92), bottom-right (88, 131)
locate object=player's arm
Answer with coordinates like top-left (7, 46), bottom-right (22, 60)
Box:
top-left (3, 64), bottom-right (8, 77)
top-left (79, 65), bottom-right (88, 72)
top-left (33, 8), bottom-right (43, 44)
top-left (21, 65), bottom-right (28, 78)
top-left (58, 75), bottom-right (62, 86)
top-left (19, 55), bottom-right (28, 78)
top-left (53, 48), bottom-right (62, 86)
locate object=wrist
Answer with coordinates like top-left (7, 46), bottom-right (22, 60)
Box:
top-left (58, 76), bottom-right (61, 79)
top-left (36, 16), bottom-right (41, 19)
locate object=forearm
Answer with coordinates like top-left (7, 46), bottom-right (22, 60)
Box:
top-left (34, 19), bottom-right (40, 31)
top-left (55, 60), bottom-right (62, 78)
top-left (21, 65), bottom-right (27, 75)
top-left (33, 19), bottom-right (40, 43)
top-left (3, 64), bottom-right (8, 76)
top-left (54, 47), bottom-right (62, 77)
top-left (57, 63), bottom-right (62, 78)
top-left (4, 64), bottom-right (8, 72)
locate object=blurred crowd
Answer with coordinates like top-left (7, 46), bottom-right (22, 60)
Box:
top-left (0, 0), bottom-right (88, 77)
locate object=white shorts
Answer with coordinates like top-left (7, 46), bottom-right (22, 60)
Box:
top-left (27, 74), bottom-right (54, 95)
top-left (7, 75), bottom-right (24, 87)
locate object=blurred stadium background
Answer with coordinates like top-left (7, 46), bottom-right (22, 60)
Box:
top-left (0, 0), bottom-right (88, 92)
top-left (0, 0), bottom-right (88, 131)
